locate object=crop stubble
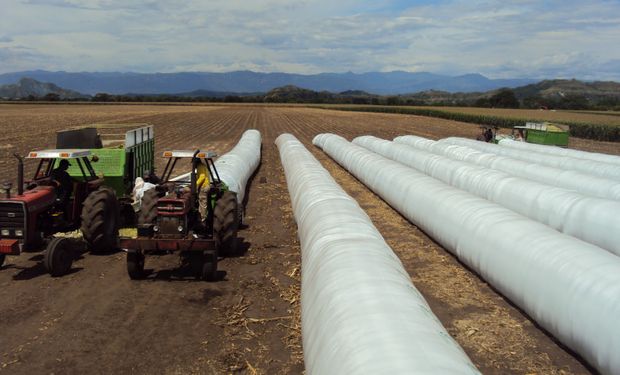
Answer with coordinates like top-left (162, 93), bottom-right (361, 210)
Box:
top-left (0, 104), bottom-right (607, 374)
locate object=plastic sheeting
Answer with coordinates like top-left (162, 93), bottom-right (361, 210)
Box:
top-left (394, 135), bottom-right (620, 201)
top-left (499, 138), bottom-right (620, 166)
top-left (131, 177), bottom-right (156, 211)
top-left (172, 130), bottom-right (261, 206)
top-left (353, 135), bottom-right (620, 257)
top-left (439, 137), bottom-right (620, 182)
top-left (213, 129), bottom-right (261, 205)
top-left (276, 134), bottom-right (479, 375)
top-left (314, 133), bottom-right (620, 375)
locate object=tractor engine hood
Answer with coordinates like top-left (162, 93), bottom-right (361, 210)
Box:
top-left (0, 186), bottom-right (56, 212)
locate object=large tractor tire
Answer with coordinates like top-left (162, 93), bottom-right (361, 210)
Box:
top-left (119, 201), bottom-right (136, 228)
top-left (187, 251), bottom-right (218, 281)
top-left (138, 188), bottom-right (159, 225)
top-left (213, 191), bottom-right (239, 256)
top-left (202, 252), bottom-right (218, 281)
top-left (81, 187), bottom-right (120, 253)
top-left (127, 251), bottom-right (145, 280)
top-left (44, 237), bottom-right (74, 277)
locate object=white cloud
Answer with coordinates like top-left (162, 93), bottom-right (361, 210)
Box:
top-left (0, 0), bottom-right (618, 80)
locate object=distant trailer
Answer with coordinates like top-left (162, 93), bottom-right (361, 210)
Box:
top-left (514, 122), bottom-right (569, 147)
top-left (490, 122), bottom-right (569, 147)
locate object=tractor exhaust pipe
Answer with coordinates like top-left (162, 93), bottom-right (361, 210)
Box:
top-left (14, 153), bottom-right (24, 196)
top-left (190, 150), bottom-right (200, 209)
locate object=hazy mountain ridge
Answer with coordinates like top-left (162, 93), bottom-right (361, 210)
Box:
top-left (0, 77), bottom-right (87, 99)
top-left (395, 79), bottom-right (620, 104)
top-left (511, 79), bottom-right (620, 99)
top-left (2, 77), bottom-right (618, 109)
top-left (0, 70), bottom-right (536, 95)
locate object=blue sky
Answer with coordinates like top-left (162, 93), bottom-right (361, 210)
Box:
top-left (1, 0), bottom-right (619, 80)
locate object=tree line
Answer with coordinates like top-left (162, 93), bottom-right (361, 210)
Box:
top-left (7, 88), bottom-right (620, 111)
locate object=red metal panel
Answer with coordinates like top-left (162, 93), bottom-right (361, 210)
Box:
top-left (0, 239), bottom-right (20, 255)
top-left (1, 186), bottom-right (56, 208)
top-left (157, 197), bottom-right (189, 216)
top-left (120, 237), bottom-right (216, 252)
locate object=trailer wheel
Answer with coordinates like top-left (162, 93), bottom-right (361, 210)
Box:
top-left (202, 252), bottom-right (218, 281)
top-left (44, 237), bottom-right (74, 277)
top-left (0, 254), bottom-right (5, 268)
top-left (138, 189), bottom-right (159, 225)
top-left (81, 187), bottom-right (120, 253)
top-left (213, 191), bottom-right (238, 256)
top-left (127, 251), bottom-right (145, 280)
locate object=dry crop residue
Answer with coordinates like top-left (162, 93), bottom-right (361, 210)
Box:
top-left (0, 104), bottom-right (607, 374)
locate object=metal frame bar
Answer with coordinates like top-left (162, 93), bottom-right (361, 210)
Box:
top-left (44, 159), bottom-right (54, 177)
top-left (75, 158), bottom-right (87, 180)
top-left (205, 158), bottom-right (221, 184)
top-left (82, 157), bottom-right (97, 179)
top-left (34, 159), bottom-right (45, 179)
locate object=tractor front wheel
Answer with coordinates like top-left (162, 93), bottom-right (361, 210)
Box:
top-left (213, 191), bottom-right (239, 256)
top-left (81, 187), bottom-right (120, 253)
top-left (44, 237), bottom-right (74, 277)
top-left (127, 251), bottom-right (145, 280)
top-left (202, 252), bottom-right (218, 281)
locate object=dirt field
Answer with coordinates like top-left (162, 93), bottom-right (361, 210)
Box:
top-left (1, 104), bottom-right (614, 374)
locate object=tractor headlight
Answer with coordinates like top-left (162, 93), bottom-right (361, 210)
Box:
top-left (153, 225), bottom-right (159, 232)
top-left (15, 229), bottom-right (23, 237)
top-left (1, 229), bottom-right (9, 236)
top-left (178, 225), bottom-right (184, 232)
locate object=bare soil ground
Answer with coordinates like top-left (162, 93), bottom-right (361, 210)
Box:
top-left (1, 104), bottom-right (613, 374)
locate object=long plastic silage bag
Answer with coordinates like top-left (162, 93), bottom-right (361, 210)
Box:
top-left (275, 134), bottom-right (479, 375)
top-left (172, 129), bottom-right (261, 206)
top-left (394, 135), bottom-right (620, 201)
top-left (213, 129), bottom-right (261, 205)
top-left (499, 138), bottom-right (620, 166)
top-left (353, 135), bottom-right (620, 256)
top-left (439, 137), bottom-right (620, 181)
top-left (314, 133), bottom-right (620, 375)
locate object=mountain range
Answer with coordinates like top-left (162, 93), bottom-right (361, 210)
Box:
top-left (0, 77), bottom-right (86, 99)
top-left (0, 70), bottom-right (536, 95)
top-left (398, 79), bottom-right (620, 104)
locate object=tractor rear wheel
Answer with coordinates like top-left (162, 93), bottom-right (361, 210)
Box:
top-left (138, 188), bottom-right (159, 225)
top-left (0, 254), bottom-right (5, 268)
top-left (81, 187), bottom-right (120, 253)
top-left (127, 251), bottom-right (145, 279)
top-left (44, 237), bottom-right (74, 277)
top-left (213, 191), bottom-right (239, 256)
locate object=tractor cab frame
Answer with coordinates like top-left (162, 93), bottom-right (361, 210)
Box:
top-left (25, 150), bottom-right (102, 224)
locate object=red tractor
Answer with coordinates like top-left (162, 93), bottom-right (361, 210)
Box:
top-left (120, 150), bottom-right (238, 281)
top-left (0, 150), bottom-right (119, 275)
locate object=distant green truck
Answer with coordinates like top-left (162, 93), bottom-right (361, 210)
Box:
top-left (55, 124), bottom-right (155, 222)
top-left (483, 122), bottom-right (570, 147)
top-left (513, 122), bottom-right (569, 147)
